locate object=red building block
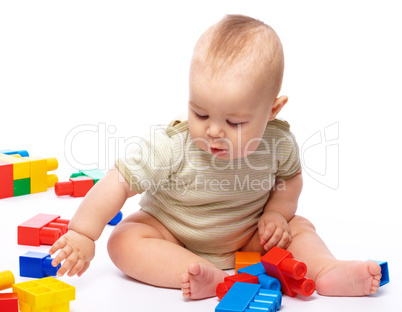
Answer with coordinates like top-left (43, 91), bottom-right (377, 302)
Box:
top-left (261, 247), bottom-right (315, 297)
top-left (54, 177), bottom-right (94, 197)
top-left (0, 160), bottom-right (13, 199)
top-left (18, 214), bottom-right (70, 246)
top-left (216, 273), bottom-right (259, 300)
top-left (0, 293), bottom-right (18, 312)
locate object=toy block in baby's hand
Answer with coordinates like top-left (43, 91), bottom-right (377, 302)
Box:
top-left (20, 252), bottom-right (61, 278)
top-left (261, 246), bottom-right (315, 297)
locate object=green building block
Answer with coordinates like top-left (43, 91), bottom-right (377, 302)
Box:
top-left (69, 169), bottom-right (105, 184)
top-left (14, 178), bottom-right (31, 196)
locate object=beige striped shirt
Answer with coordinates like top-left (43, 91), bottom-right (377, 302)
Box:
top-left (116, 118), bottom-right (300, 269)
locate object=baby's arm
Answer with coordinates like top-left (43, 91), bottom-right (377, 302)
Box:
top-left (49, 167), bottom-right (136, 277)
top-left (258, 168), bottom-right (303, 251)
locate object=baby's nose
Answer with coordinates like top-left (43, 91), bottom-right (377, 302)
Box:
top-left (207, 123), bottom-right (224, 138)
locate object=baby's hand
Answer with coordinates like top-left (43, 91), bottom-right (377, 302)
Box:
top-left (258, 211), bottom-right (291, 251)
top-left (49, 229), bottom-right (95, 277)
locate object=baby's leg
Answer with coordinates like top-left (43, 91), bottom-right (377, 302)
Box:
top-left (287, 216), bottom-right (382, 296)
top-left (107, 211), bottom-right (227, 299)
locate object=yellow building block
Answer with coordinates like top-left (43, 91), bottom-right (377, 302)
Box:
top-left (12, 277), bottom-right (75, 312)
top-left (0, 153), bottom-right (30, 180)
top-left (0, 270), bottom-right (15, 290)
top-left (27, 157), bottom-right (59, 193)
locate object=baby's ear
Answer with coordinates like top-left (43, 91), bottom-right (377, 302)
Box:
top-left (269, 95), bottom-right (288, 121)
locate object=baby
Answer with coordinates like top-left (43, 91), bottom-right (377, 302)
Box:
top-left (50, 15), bottom-right (382, 299)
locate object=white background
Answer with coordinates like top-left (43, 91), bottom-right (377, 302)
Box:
top-left (0, 1), bottom-right (400, 311)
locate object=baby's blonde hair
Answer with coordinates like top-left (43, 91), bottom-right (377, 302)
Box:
top-left (192, 15), bottom-right (284, 100)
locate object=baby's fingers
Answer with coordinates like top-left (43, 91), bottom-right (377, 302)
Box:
top-left (276, 231), bottom-right (292, 250)
top-left (67, 259), bottom-right (87, 277)
top-left (51, 243), bottom-right (73, 270)
top-left (259, 222), bottom-right (276, 245)
top-left (264, 228), bottom-right (284, 250)
top-left (56, 252), bottom-right (78, 277)
top-left (49, 237), bottom-right (67, 256)
top-left (77, 262), bottom-right (90, 277)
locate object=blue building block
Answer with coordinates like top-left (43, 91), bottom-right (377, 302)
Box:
top-left (20, 252), bottom-right (60, 278)
top-left (238, 263), bottom-right (281, 291)
top-left (238, 262), bottom-right (266, 276)
top-left (0, 149), bottom-right (29, 157)
top-left (216, 282), bottom-right (282, 312)
top-left (374, 260), bottom-right (389, 286)
top-left (108, 210), bottom-right (123, 226)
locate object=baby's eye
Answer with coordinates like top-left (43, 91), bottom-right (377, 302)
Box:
top-left (195, 112), bottom-right (208, 120)
top-left (227, 120), bottom-right (243, 127)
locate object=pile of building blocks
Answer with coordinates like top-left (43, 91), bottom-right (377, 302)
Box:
top-left (216, 247), bottom-right (314, 311)
top-left (18, 214), bottom-right (70, 246)
top-left (0, 149), bottom-right (58, 199)
top-left (12, 277), bottom-right (75, 312)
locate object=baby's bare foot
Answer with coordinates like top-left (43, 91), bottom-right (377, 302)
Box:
top-left (316, 260), bottom-right (382, 296)
top-left (181, 262), bottom-right (228, 299)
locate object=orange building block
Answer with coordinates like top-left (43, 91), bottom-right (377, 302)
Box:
top-left (235, 251), bottom-right (261, 273)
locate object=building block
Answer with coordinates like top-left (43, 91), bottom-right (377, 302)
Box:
top-left (70, 169), bottom-right (105, 184)
top-left (108, 211), bottom-right (123, 225)
top-left (13, 178), bottom-right (31, 196)
top-left (55, 177), bottom-right (94, 197)
top-left (0, 160), bottom-right (14, 199)
top-left (0, 149), bottom-right (29, 157)
top-left (18, 214), bottom-right (70, 246)
top-left (0, 270), bottom-right (15, 290)
top-left (12, 277), bottom-right (75, 312)
top-left (369, 260), bottom-right (389, 286)
top-left (20, 252), bottom-right (61, 278)
top-left (215, 282), bottom-right (282, 312)
top-left (261, 246), bottom-right (315, 297)
top-left (0, 153), bottom-right (31, 180)
top-left (235, 252), bottom-right (261, 274)
top-left (55, 169), bottom-right (105, 197)
top-left (0, 293), bottom-right (18, 312)
top-left (0, 150), bottom-right (58, 199)
top-left (216, 273), bottom-right (259, 300)
top-left (28, 157), bottom-right (58, 193)
top-left (238, 263), bottom-right (281, 291)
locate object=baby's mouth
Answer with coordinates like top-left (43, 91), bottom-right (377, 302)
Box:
top-left (210, 147), bottom-right (228, 156)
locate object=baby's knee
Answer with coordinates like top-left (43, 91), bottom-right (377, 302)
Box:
top-left (289, 215), bottom-right (317, 235)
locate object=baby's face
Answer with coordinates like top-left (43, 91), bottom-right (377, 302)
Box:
top-left (188, 65), bottom-right (276, 160)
